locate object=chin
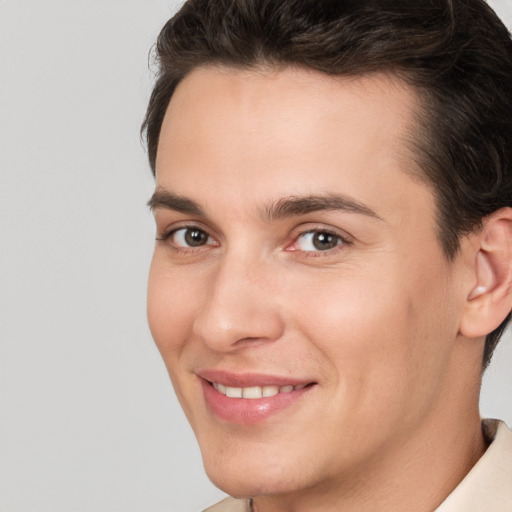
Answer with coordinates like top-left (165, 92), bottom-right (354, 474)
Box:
top-left (207, 472), bottom-right (295, 500)
top-left (207, 475), bottom-right (266, 499)
top-left (202, 451), bottom-right (315, 499)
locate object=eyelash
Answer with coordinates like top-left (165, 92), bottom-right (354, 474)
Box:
top-left (288, 228), bottom-right (349, 256)
top-left (156, 225), bottom-right (350, 257)
top-left (156, 226), bottom-right (217, 253)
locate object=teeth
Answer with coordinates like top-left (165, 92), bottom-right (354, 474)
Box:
top-left (212, 382), bottom-right (307, 399)
top-left (242, 386), bottom-right (263, 399)
top-left (262, 385), bottom-right (279, 397)
top-left (225, 386), bottom-right (243, 398)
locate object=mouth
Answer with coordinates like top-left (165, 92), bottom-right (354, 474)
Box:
top-left (210, 381), bottom-right (313, 399)
top-left (197, 371), bottom-right (317, 424)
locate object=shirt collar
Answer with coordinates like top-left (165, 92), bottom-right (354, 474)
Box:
top-left (435, 419), bottom-right (512, 511)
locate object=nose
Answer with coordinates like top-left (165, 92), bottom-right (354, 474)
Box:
top-left (192, 255), bottom-right (284, 352)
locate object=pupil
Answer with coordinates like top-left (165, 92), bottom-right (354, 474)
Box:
top-left (185, 229), bottom-right (207, 247)
top-left (313, 232), bottom-right (337, 250)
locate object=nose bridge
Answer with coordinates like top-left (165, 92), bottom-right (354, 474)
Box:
top-left (193, 250), bottom-right (283, 351)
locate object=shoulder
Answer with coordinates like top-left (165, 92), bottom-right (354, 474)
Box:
top-left (202, 496), bottom-right (249, 512)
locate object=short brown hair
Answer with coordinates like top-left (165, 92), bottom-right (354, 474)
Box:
top-left (142, 0), bottom-right (512, 368)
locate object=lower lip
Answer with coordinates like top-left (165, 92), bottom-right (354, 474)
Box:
top-left (201, 379), bottom-right (313, 425)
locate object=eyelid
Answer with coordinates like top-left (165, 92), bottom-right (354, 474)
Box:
top-left (155, 221), bottom-right (352, 256)
top-left (286, 225), bottom-right (352, 255)
top-left (156, 218), bottom-right (208, 239)
top-left (156, 222), bottom-right (219, 249)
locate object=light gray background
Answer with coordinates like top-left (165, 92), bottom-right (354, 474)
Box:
top-left (0, 1), bottom-right (511, 511)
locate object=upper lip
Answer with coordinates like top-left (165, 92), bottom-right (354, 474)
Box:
top-left (196, 369), bottom-right (315, 388)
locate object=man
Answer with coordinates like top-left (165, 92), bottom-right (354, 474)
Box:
top-left (143, 1), bottom-right (512, 510)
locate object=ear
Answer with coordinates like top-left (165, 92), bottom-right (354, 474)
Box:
top-left (459, 208), bottom-right (512, 338)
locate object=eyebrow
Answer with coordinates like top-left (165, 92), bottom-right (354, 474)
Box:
top-left (147, 189), bottom-right (204, 216)
top-left (148, 189), bottom-right (382, 222)
top-left (263, 194), bottom-right (382, 222)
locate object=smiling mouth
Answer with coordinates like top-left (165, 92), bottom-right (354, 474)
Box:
top-left (200, 377), bottom-right (317, 423)
top-left (209, 381), bottom-right (316, 399)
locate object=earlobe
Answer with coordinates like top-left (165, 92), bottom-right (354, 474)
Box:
top-left (459, 208), bottom-right (512, 338)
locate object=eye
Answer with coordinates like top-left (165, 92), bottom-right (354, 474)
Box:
top-left (294, 231), bottom-right (344, 252)
top-left (169, 227), bottom-right (214, 248)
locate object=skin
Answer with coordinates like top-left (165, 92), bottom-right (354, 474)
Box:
top-left (148, 66), bottom-right (489, 512)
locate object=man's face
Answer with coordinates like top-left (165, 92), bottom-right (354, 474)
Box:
top-left (148, 67), bottom-right (468, 497)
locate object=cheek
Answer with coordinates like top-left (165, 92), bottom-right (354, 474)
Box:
top-left (147, 256), bottom-right (207, 424)
top-left (147, 255), bottom-right (198, 361)
top-left (290, 260), bottom-right (456, 421)
top-left (298, 277), bottom-right (414, 389)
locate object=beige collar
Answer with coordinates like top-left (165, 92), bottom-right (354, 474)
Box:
top-left (435, 419), bottom-right (512, 511)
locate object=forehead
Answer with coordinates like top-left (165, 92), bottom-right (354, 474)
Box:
top-left (155, 66), bottom-right (433, 225)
